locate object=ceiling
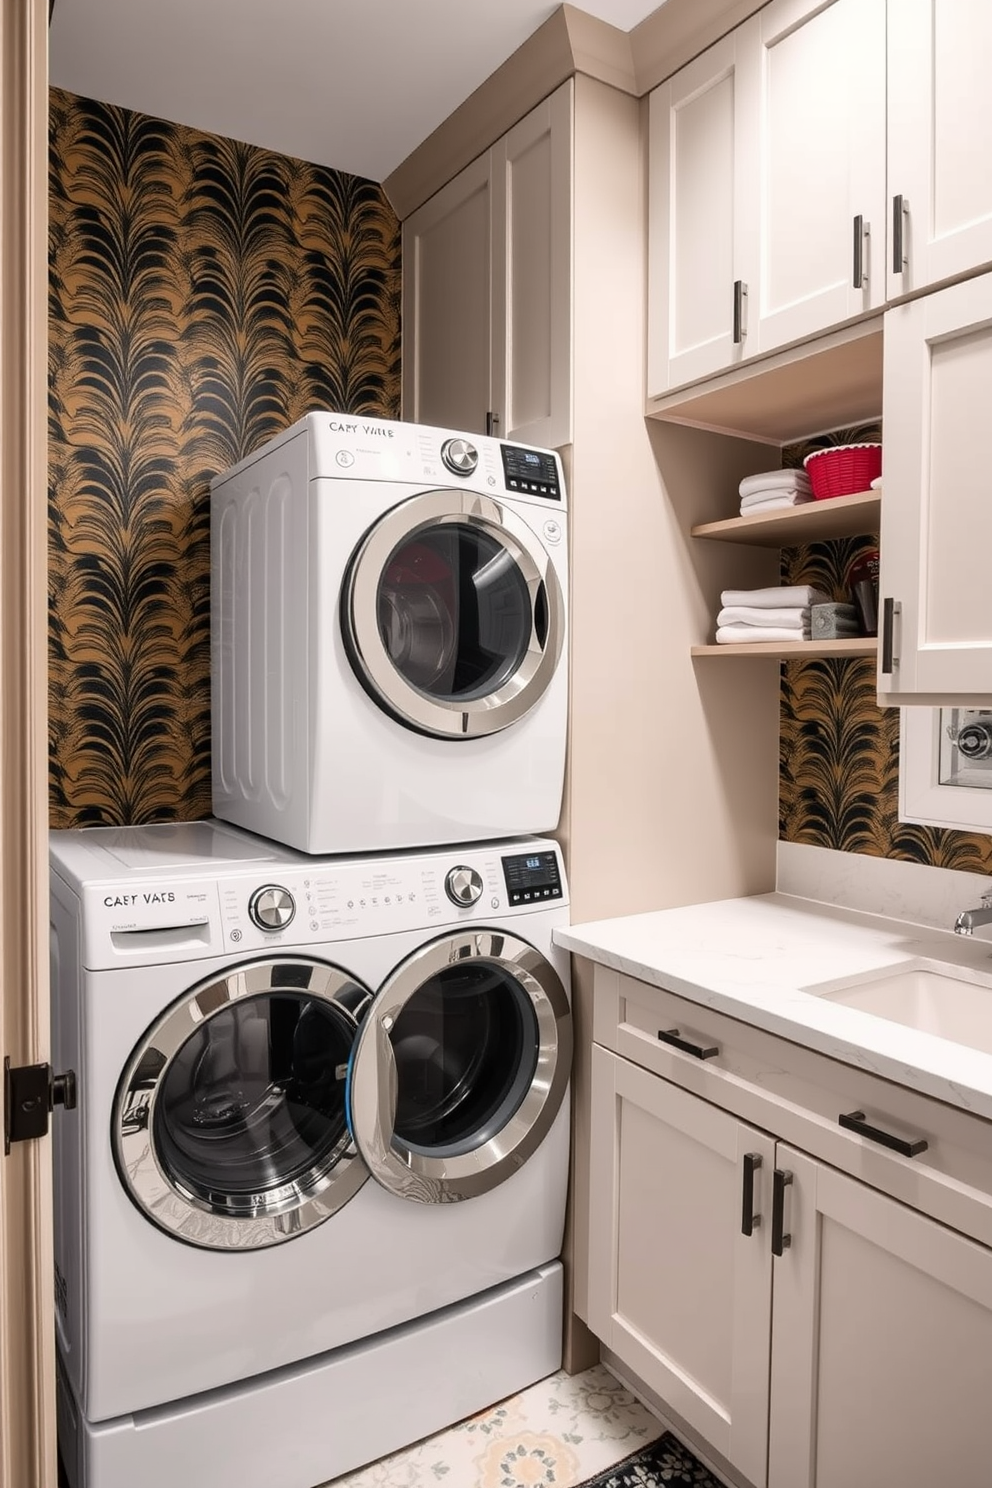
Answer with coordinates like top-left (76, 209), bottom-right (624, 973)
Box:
top-left (49, 0), bottom-right (665, 184)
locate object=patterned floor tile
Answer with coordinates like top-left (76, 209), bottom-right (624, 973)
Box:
top-left (319, 1364), bottom-right (662, 1488)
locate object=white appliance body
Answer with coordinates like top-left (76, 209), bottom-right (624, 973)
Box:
top-left (210, 413), bottom-right (569, 854)
top-left (50, 822), bottom-right (571, 1488)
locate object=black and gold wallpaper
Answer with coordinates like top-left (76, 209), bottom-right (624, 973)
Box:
top-left (48, 89), bottom-right (401, 827)
top-left (778, 424), bottom-right (992, 874)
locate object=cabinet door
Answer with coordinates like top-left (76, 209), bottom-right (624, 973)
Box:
top-left (748, 0), bottom-right (886, 355)
top-left (878, 270), bottom-right (992, 702)
top-left (647, 29), bottom-right (757, 396)
top-left (588, 1045), bottom-right (775, 1487)
top-left (768, 1146), bottom-right (992, 1488)
top-left (401, 154), bottom-right (493, 436)
top-left (492, 81), bottom-right (572, 449)
top-left (888, 0), bottom-right (992, 300)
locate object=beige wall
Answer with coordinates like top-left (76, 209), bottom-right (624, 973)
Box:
top-left (567, 75), bottom-right (781, 926)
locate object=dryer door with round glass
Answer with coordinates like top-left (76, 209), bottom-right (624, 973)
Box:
top-left (113, 958), bottom-right (373, 1250)
top-left (346, 931), bottom-right (571, 1203)
top-left (342, 489), bottom-right (566, 740)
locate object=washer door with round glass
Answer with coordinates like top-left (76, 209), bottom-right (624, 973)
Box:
top-left (113, 958), bottom-right (373, 1250)
top-left (346, 931), bottom-right (571, 1203)
top-left (342, 490), bottom-right (565, 740)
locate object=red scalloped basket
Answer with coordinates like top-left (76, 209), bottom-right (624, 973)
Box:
top-left (803, 443), bottom-right (882, 500)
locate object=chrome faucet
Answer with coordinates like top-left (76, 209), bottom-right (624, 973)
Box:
top-left (953, 891), bottom-right (992, 936)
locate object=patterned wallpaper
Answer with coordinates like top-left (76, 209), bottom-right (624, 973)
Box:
top-left (48, 89), bottom-right (401, 827)
top-left (779, 424), bottom-right (992, 873)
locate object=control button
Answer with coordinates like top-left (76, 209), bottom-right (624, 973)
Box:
top-left (543, 519), bottom-right (562, 544)
top-left (248, 885), bottom-right (296, 932)
top-left (444, 865), bottom-right (484, 906)
top-left (335, 450), bottom-right (355, 468)
top-left (440, 438), bottom-right (479, 477)
top-left (230, 928), bottom-right (242, 943)
top-left (491, 897), bottom-right (500, 909)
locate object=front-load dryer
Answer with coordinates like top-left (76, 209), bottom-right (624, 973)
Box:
top-left (50, 820), bottom-right (571, 1488)
top-left (210, 412), bottom-right (568, 854)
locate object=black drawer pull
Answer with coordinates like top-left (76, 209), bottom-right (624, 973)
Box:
top-left (741, 1152), bottom-right (762, 1236)
top-left (771, 1168), bottom-right (793, 1256)
top-left (657, 1027), bottom-right (719, 1060)
top-left (839, 1109), bottom-right (928, 1158)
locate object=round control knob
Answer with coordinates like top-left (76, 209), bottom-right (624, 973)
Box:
top-left (444, 865), bottom-right (484, 907)
top-left (440, 437), bottom-right (479, 477)
top-left (248, 885), bottom-right (296, 932)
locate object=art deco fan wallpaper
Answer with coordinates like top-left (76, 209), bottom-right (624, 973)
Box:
top-left (48, 88), bottom-right (401, 827)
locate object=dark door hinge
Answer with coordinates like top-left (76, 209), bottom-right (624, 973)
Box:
top-left (4, 1058), bottom-right (76, 1154)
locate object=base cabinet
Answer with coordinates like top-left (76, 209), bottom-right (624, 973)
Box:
top-left (588, 1046), bottom-right (774, 1488)
top-left (768, 1147), bottom-right (992, 1488)
top-left (587, 990), bottom-right (992, 1488)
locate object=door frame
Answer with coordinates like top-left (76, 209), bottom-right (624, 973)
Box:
top-left (0, 2), bottom-right (55, 1486)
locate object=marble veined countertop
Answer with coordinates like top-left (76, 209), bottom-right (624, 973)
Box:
top-left (554, 892), bottom-right (992, 1120)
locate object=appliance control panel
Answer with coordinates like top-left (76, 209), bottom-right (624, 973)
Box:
top-left (74, 841), bottom-right (567, 966)
top-left (306, 414), bottom-right (567, 510)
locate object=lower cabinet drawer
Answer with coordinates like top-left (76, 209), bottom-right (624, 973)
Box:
top-left (592, 966), bottom-right (992, 1248)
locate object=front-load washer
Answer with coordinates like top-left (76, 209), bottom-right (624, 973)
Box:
top-left (210, 412), bottom-right (568, 854)
top-left (50, 820), bottom-right (571, 1488)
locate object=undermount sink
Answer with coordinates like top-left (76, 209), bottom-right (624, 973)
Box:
top-left (803, 962), bottom-right (992, 1057)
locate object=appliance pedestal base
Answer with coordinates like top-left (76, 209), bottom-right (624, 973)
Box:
top-left (58, 1262), bottom-right (563, 1488)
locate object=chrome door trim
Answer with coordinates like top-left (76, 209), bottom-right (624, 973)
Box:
top-left (348, 931), bottom-right (571, 1203)
top-left (113, 958), bottom-right (373, 1251)
top-left (342, 489), bottom-right (566, 739)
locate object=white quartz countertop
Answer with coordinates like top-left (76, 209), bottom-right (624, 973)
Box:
top-left (554, 892), bottom-right (992, 1120)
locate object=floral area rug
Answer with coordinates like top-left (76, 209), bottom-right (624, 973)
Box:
top-left (322, 1364), bottom-right (725, 1487)
top-left (573, 1433), bottom-right (725, 1486)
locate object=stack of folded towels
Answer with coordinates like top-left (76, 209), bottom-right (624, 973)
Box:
top-left (739, 467), bottom-right (812, 515)
top-left (716, 584), bottom-right (831, 644)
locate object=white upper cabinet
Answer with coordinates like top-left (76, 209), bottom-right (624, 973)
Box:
top-left (748, 0), bottom-right (886, 356)
top-left (888, 0), bottom-right (992, 301)
top-left (647, 30), bottom-right (756, 396)
top-left (403, 82), bottom-right (572, 448)
top-left (647, 0), bottom-right (885, 398)
top-left (878, 269), bottom-right (992, 704)
top-left (402, 155), bottom-right (493, 438)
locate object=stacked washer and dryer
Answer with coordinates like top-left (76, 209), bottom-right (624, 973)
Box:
top-left (52, 414), bottom-right (573, 1488)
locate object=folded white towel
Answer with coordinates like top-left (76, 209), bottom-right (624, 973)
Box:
top-left (739, 492), bottom-right (814, 513)
top-left (720, 585), bottom-right (831, 609)
top-left (716, 625), bottom-right (811, 644)
top-left (739, 469), bottom-right (811, 499)
top-left (718, 606), bottom-right (810, 628)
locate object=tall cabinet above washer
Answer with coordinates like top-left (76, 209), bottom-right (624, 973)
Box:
top-left (402, 81), bottom-right (573, 450)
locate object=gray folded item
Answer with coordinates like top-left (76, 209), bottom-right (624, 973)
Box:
top-left (810, 602), bottom-right (861, 638)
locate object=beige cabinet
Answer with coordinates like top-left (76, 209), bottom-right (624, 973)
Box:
top-left (402, 82), bottom-right (572, 448)
top-left (588, 1045), bottom-right (774, 1488)
top-left (646, 30), bottom-right (754, 395)
top-left (585, 967), bottom-right (992, 1487)
top-left (887, 0), bottom-right (992, 300)
top-left (878, 269), bottom-right (992, 704)
top-left (746, 0), bottom-right (886, 356)
top-left (768, 1147), bottom-right (992, 1488)
top-left (647, 0), bottom-right (885, 397)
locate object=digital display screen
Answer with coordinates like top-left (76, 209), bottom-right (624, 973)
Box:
top-left (502, 850), bottom-right (563, 905)
top-left (500, 445), bottom-right (561, 500)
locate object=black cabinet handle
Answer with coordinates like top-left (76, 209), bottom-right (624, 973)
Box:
top-left (839, 1109), bottom-right (928, 1158)
top-left (892, 194), bottom-right (906, 274)
top-left (741, 1152), bottom-right (762, 1236)
top-left (771, 1168), bottom-right (793, 1256)
top-left (881, 597), bottom-right (896, 674)
top-left (485, 411), bottom-right (500, 436)
top-left (732, 279), bottom-right (747, 345)
top-left (657, 1027), bottom-right (719, 1060)
top-left (853, 214), bottom-right (865, 289)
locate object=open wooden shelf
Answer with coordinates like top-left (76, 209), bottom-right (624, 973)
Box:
top-left (691, 489), bottom-right (880, 546)
top-left (692, 638), bottom-right (877, 659)
top-left (646, 318), bottom-right (883, 445)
